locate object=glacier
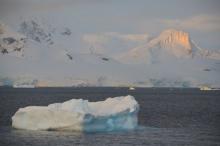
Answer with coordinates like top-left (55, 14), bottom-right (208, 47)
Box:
top-left (11, 95), bottom-right (139, 132)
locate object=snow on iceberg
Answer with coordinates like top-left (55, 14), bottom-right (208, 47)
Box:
top-left (12, 95), bottom-right (139, 132)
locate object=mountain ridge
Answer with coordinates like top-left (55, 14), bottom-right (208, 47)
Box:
top-left (0, 21), bottom-right (220, 87)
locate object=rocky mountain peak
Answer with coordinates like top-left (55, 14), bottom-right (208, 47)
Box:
top-left (158, 29), bottom-right (192, 51)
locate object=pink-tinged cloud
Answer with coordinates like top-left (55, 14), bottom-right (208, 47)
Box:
top-left (160, 15), bottom-right (220, 32)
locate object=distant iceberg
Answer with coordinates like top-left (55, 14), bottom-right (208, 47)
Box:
top-left (13, 84), bottom-right (35, 88)
top-left (12, 95), bottom-right (139, 132)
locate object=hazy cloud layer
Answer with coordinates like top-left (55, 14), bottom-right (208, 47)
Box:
top-left (83, 32), bottom-right (149, 44)
top-left (82, 32), bottom-right (149, 54)
top-left (160, 15), bottom-right (220, 32)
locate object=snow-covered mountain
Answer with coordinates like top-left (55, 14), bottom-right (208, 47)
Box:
top-left (0, 24), bottom-right (26, 57)
top-left (117, 29), bottom-right (220, 64)
top-left (0, 20), bottom-right (220, 87)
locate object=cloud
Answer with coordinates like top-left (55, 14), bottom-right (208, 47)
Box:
top-left (82, 32), bottom-right (149, 54)
top-left (82, 34), bottom-right (109, 45)
top-left (160, 15), bottom-right (220, 32)
top-left (82, 32), bottom-right (149, 44)
top-left (82, 34), bottom-right (109, 53)
top-left (105, 32), bottom-right (149, 42)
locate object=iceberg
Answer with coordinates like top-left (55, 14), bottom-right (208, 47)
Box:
top-left (12, 95), bottom-right (139, 132)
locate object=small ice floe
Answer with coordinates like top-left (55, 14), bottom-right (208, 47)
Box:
top-left (12, 95), bottom-right (139, 132)
top-left (129, 87), bottom-right (135, 90)
top-left (200, 86), bottom-right (212, 91)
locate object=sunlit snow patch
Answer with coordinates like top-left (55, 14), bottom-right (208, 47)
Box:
top-left (12, 95), bottom-right (139, 132)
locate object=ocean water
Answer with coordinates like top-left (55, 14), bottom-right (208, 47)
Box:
top-left (0, 87), bottom-right (220, 146)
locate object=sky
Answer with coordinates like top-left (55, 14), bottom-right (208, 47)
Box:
top-left (0, 0), bottom-right (220, 49)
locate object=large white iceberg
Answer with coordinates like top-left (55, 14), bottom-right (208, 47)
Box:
top-left (12, 95), bottom-right (139, 132)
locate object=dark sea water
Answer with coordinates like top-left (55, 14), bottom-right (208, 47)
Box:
top-left (0, 87), bottom-right (220, 146)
